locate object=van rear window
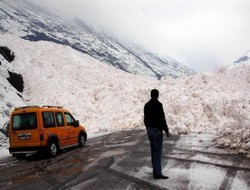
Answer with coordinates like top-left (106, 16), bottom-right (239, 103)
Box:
top-left (12, 113), bottom-right (37, 130)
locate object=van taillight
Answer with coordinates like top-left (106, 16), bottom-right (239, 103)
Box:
top-left (40, 129), bottom-right (44, 141)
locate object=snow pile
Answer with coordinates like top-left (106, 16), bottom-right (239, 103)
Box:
top-left (0, 34), bottom-right (249, 155)
top-left (159, 64), bottom-right (250, 154)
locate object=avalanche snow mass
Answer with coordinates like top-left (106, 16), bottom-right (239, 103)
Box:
top-left (0, 35), bottom-right (250, 156)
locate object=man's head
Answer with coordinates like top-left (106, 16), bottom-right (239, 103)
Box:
top-left (151, 89), bottom-right (159, 99)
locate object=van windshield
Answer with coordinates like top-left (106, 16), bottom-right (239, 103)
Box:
top-left (12, 113), bottom-right (37, 130)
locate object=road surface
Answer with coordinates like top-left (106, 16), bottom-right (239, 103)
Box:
top-left (0, 130), bottom-right (249, 190)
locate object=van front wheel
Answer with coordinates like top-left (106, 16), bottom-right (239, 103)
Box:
top-left (78, 133), bottom-right (86, 147)
top-left (47, 142), bottom-right (58, 157)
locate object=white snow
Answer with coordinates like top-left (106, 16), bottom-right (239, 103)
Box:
top-left (0, 146), bottom-right (9, 159)
top-left (188, 164), bottom-right (227, 190)
top-left (0, 34), bottom-right (250, 158)
top-left (231, 172), bottom-right (250, 190)
top-left (158, 162), bottom-right (227, 190)
top-left (0, 133), bottom-right (9, 159)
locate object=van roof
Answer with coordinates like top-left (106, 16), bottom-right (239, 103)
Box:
top-left (14, 105), bottom-right (63, 111)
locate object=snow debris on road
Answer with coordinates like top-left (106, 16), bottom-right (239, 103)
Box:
top-left (0, 34), bottom-right (249, 157)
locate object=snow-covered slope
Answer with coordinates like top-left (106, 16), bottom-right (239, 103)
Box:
top-left (0, 34), bottom-right (249, 155)
top-left (0, 0), bottom-right (193, 79)
top-left (0, 34), bottom-right (157, 134)
top-left (0, 47), bottom-right (26, 127)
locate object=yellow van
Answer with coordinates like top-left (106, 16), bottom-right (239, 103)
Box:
top-left (9, 106), bottom-right (87, 158)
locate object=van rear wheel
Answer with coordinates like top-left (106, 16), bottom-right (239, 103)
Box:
top-left (47, 142), bottom-right (58, 157)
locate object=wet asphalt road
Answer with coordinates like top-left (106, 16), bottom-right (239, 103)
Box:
top-left (0, 130), bottom-right (249, 190)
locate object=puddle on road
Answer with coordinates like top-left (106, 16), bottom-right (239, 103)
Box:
top-left (11, 173), bottom-right (41, 185)
top-left (11, 163), bottom-right (84, 186)
top-left (47, 166), bottom-right (83, 176)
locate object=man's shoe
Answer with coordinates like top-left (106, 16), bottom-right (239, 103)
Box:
top-left (154, 174), bottom-right (169, 180)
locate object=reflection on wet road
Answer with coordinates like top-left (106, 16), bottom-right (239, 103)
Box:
top-left (0, 130), bottom-right (249, 190)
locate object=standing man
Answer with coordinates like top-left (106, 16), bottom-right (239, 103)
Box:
top-left (144, 89), bottom-right (170, 180)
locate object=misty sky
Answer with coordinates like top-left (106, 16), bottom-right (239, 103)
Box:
top-left (35, 0), bottom-right (250, 72)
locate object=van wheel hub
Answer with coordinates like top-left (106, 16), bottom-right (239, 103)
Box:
top-left (50, 143), bottom-right (57, 156)
top-left (79, 135), bottom-right (86, 147)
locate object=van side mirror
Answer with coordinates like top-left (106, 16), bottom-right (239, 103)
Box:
top-left (73, 120), bottom-right (79, 127)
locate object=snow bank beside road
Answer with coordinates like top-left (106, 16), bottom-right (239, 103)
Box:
top-left (0, 132), bottom-right (9, 159)
top-left (160, 63), bottom-right (250, 134)
top-left (0, 35), bottom-right (249, 155)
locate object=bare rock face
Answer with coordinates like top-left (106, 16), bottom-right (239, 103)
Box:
top-left (0, 46), bottom-right (15, 63)
top-left (7, 70), bottom-right (24, 93)
top-left (0, 46), bottom-right (23, 93)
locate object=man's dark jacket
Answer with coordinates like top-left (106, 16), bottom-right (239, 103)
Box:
top-left (144, 98), bottom-right (169, 133)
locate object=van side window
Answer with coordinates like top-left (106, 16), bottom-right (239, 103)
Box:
top-left (55, 112), bottom-right (65, 127)
top-left (42, 112), bottom-right (55, 128)
top-left (65, 112), bottom-right (75, 126)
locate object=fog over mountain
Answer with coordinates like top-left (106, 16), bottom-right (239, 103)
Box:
top-left (0, 0), bottom-right (194, 79)
top-left (34, 0), bottom-right (250, 72)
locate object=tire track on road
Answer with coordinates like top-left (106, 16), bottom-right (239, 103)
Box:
top-left (107, 168), bottom-right (169, 190)
top-left (163, 155), bottom-right (250, 172)
top-left (218, 156), bottom-right (245, 190)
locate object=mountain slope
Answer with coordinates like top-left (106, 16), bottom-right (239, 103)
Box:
top-left (0, 0), bottom-right (193, 79)
top-left (234, 51), bottom-right (250, 64)
top-left (0, 34), bottom-right (157, 133)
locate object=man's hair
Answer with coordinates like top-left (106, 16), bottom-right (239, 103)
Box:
top-left (151, 89), bottom-right (159, 98)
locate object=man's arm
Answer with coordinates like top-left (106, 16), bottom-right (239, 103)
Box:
top-left (160, 104), bottom-right (169, 135)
